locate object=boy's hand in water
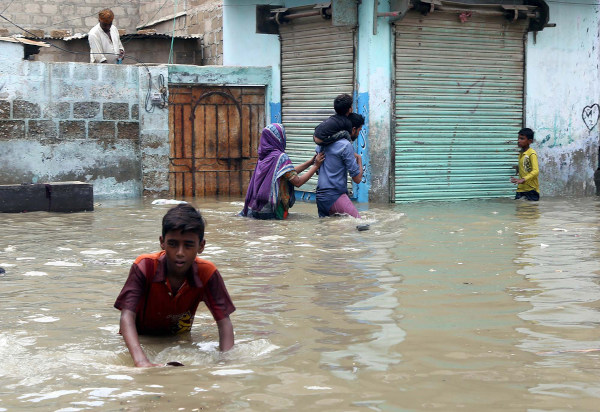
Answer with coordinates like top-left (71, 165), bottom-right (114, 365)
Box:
top-left (314, 152), bottom-right (325, 167)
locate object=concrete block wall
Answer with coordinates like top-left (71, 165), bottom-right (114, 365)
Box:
top-left (0, 0), bottom-right (139, 37)
top-left (140, 0), bottom-right (224, 66)
top-left (0, 41), bottom-right (143, 198)
top-left (187, 1), bottom-right (224, 65)
top-left (138, 66), bottom-right (170, 195)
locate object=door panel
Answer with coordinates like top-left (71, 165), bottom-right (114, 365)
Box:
top-left (168, 86), bottom-right (265, 198)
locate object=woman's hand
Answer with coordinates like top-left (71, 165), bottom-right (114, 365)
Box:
top-left (314, 152), bottom-right (325, 167)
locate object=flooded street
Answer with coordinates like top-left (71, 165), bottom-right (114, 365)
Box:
top-left (1, 196), bottom-right (599, 411)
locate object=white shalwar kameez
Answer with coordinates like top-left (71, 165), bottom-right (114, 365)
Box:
top-left (88, 23), bottom-right (124, 64)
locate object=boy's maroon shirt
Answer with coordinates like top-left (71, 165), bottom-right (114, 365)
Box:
top-left (114, 251), bottom-right (235, 335)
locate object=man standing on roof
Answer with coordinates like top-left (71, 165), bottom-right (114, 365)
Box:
top-left (88, 9), bottom-right (124, 64)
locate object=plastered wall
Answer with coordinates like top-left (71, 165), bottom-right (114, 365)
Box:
top-left (0, 41), bottom-right (146, 198)
top-left (526, 2), bottom-right (600, 196)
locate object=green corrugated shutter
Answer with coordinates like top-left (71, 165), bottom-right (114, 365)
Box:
top-left (394, 11), bottom-right (528, 202)
top-left (279, 15), bottom-right (355, 192)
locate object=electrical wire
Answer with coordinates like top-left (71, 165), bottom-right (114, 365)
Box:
top-left (1, 12), bottom-right (149, 69)
top-left (1, 0), bottom-right (142, 31)
top-left (167, 0), bottom-right (178, 64)
top-left (123, 0), bottom-right (173, 46)
top-left (0, 11), bottom-right (163, 113)
top-left (0, 0), bottom-right (15, 15)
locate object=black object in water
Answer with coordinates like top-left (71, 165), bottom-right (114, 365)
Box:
top-left (356, 224), bottom-right (370, 231)
top-left (0, 267), bottom-right (5, 275)
top-left (166, 361), bottom-right (184, 367)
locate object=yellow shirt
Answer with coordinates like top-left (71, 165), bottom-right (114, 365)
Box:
top-left (517, 147), bottom-right (539, 193)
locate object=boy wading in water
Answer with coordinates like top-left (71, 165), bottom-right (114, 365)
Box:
top-left (114, 204), bottom-right (235, 367)
top-left (511, 127), bottom-right (540, 201)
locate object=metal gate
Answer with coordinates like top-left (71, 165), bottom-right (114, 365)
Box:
top-left (394, 10), bottom-right (528, 202)
top-left (168, 86), bottom-right (265, 197)
top-left (279, 13), bottom-right (356, 191)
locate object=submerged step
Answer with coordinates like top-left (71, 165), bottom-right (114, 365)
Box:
top-left (0, 182), bottom-right (94, 213)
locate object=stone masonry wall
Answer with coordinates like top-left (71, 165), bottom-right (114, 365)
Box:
top-left (0, 0), bottom-right (139, 37)
top-left (138, 0), bottom-right (223, 65)
top-left (187, 1), bottom-right (223, 65)
top-left (1, 0), bottom-right (223, 66)
top-left (0, 41), bottom-right (143, 198)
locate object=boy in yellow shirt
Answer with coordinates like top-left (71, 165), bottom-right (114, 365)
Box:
top-left (510, 128), bottom-right (539, 201)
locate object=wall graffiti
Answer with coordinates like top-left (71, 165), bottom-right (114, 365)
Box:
top-left (582, 103), bottom-right (599, 130)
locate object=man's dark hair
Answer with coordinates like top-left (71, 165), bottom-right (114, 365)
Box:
top-left (333, 94), bottom-right (353, 115)
top-left (162, 204), bottom-right (205, 242)
top-left (349, 113), bottom-right (365, 129)
top-left (519, 128), bottom-right (534, 141)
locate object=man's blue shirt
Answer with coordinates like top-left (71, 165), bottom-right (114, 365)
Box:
top-left (315, 139), bottom-right (360, 217)
top-left (316, 139), bottom-right (360, 191)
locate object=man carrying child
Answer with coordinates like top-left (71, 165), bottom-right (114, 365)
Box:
top-left (313, 94), bottom-right (364, 218)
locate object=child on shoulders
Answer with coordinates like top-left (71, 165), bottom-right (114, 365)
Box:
top-left (313, 93), bottom-right (354, 146)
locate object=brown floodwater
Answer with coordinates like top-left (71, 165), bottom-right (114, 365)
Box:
top-left (0, 196), bottom-right (599, 411)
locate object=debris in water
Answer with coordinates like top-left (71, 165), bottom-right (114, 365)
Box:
top-left (152, 199), bottom-right (187, 205)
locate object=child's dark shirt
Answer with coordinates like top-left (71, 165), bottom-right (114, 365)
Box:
top-left (314, 114), bottom-right (353, 145)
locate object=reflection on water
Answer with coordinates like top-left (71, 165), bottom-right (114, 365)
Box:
top-left (0, 196), bottom-right (599, 411)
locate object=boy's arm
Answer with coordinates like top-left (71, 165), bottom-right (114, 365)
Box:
top-left (120, 309), bottom-right (161, 367)
top-left (217, 316), bottom-right (234, 351)
top-left (511, 153), bottom-right (539, 184)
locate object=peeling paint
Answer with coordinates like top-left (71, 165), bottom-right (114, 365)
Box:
top-left (526, 3), bottom-right (600, 196)
top-left (537, 134), bottom-right (599, 196)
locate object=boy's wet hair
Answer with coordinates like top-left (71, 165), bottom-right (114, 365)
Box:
top-left (162, 204), bottom-right (205, 242)
top-left (333, 94), bottom-right (353, 115)
top-left (349, 113), bottom-right (365, 129)
top-left (519, 128), bottom-right (534, 140)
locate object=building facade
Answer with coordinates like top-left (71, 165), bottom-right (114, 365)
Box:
top-left (224, 0), bottom-right (600, 201)
top-left (1, 0), bottom-right (598, 201)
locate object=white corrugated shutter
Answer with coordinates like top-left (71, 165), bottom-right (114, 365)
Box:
top-left (279, 14), bottom-right (355, 192)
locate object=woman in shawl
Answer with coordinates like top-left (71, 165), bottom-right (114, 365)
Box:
top-left (241, 123), bottom-right (324, 219)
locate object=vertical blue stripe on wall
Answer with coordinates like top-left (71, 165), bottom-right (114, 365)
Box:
top-left (353, 92), bottom-right (370, 203)
top-left (270, 102), bottom-right (281, 124)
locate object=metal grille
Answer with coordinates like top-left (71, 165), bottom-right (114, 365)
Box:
top-left (394, 11), bottom-right (527, 202)
top-left (279, 15), bottom-right (355, 192)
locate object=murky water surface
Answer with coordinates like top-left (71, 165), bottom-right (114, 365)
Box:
top-left (1, 197), bottom-right (599, 411)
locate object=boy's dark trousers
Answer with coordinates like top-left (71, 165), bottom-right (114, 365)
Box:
top-left (515, 190), bottom-right (540, 201)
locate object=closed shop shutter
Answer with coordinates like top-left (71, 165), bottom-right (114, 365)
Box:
top-left (279, 14), bottom-right (355, 192)
top-left (394, 11), bottom-right (528, 202)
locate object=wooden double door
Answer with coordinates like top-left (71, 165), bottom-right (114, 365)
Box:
top-left (168, 86), bottom-right (265, 197)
